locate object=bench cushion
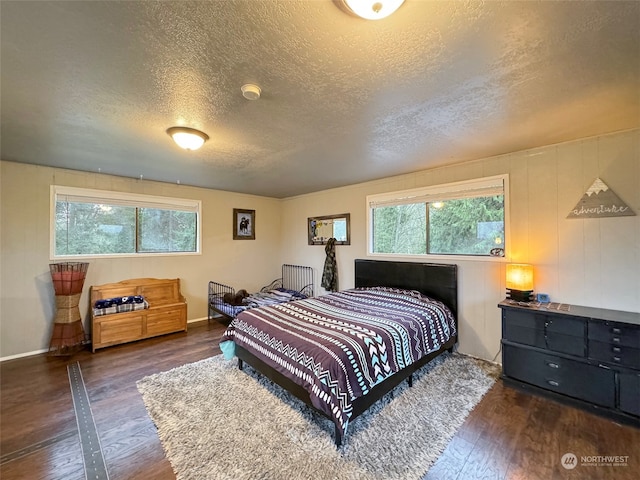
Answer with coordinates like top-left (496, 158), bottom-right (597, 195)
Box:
top-left (93, 296), bottom-right (149, 316)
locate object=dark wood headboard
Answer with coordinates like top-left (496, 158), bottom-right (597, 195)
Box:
top-left (354, 259), bottom-right (458, 321)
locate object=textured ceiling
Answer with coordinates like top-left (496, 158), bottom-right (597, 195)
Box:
top-left (1, 0), bottom-right (639, 198)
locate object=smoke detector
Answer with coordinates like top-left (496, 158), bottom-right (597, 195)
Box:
top-left (241, 84), bottom-right (261, 100)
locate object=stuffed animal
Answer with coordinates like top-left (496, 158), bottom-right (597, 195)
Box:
top-left (234, 289), bottom-right (249, 305)
top-left (224, 289), bottom-right (249, 306)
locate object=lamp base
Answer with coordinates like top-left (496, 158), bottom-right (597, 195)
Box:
top-left (506, 289), bottom-right (534, 302)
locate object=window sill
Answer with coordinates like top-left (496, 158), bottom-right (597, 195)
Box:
top-left (366, 252), bottom-right (508, 263)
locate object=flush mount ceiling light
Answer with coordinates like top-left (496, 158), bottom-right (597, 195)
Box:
top-left (166, 127), bottom-right (209, 150)
top-left (241, 84), bottom-right (261, 100)
top-left (342, 0), bottom-right (405, 20)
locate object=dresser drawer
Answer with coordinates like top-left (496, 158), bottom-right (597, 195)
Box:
top-left (589, 321), bottom-right (640, 348)
top-left (503, 343), bottom-right (615, 408)
top-left (545, 333), bottom-right (585, 357)
top-left (545, 315), bottom-right (585, 337)
top-left (618, 372), bottom-right (640, 417)
top-left (503, 310), bottom-right (584, 336)
top-left (503, 320), bottom-right (585, 356)
top-left (503, 323), bottom-right (546, 348)
top-left (589, 340), bottom-right (640, 369)
top-left (503, 310), bottom-right (546, 330)
top-left (502, 309), bottom-right (586, 357)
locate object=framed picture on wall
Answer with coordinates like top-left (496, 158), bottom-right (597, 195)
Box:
top-left (233, 208), bottom-right (255, 240)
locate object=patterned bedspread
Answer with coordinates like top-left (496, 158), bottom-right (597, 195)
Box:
top-left (219, 287), bottom-right (456, 437)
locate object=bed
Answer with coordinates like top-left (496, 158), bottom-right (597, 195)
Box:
top-left (220, 259), bottom-right (458, 447)
top-left (208, 264), bottom-right (314, 322)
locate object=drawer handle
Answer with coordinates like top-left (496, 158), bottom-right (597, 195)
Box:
top-left (612, 347), bottom-right (621, 353)
top-left (613, 356), bottom-right (621, 363)
top-left (546, 362), bottom-right (560, 369)
top-left (611, 328), bottom-right (622, 334)
top-left (612, 337), bottom-right (621, 343)
top-left (547, 380), bottom-right (560, 387)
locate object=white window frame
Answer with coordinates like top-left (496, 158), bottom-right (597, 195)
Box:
top-left (366, 174), bottom-right (510, 262)
top-left (50, 186), bottom-right (202, 259)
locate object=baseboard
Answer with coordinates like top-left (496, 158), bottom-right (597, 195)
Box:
top-left (0, 348), bottom-right (48, 363)
top-left (2, 318), bottom-right (209, 362)
top-left (455, 349), bottom-right (502, 367)
top-left (188, 316), bottom-right (209, 324)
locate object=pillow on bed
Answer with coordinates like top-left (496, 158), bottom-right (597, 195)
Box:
top-left (274, 287), bottom-right (308, 299)
top-left (355, 286), bottom-right (435, 304)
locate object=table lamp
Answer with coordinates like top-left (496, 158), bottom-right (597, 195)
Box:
top-left (506, 263), bottom-right (534, 302)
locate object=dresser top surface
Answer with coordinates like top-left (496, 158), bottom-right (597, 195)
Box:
top-left (498, 300), bottom-right (640, 326)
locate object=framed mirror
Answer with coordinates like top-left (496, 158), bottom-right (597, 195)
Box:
top-left (308, 213), bottom-right (350, 245)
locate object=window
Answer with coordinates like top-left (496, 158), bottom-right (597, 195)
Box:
top-left (51, 186), bottom-right (201, 258)
top-left (367, 175), bottom-right (508, 258)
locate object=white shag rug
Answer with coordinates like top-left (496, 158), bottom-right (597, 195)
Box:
top-left (137, 352), bottom-right (498, 480)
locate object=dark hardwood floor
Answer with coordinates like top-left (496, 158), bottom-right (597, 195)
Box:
top-left (1, 321), bottom-right (638, 480)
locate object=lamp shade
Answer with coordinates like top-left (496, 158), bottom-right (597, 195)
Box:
top-left (506, 264), bottom-right (534, 291)
top-left (166, 127), bottom-right (209, 150)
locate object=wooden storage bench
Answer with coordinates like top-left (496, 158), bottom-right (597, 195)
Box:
top-left (90, 278), bottom-right (187, 352)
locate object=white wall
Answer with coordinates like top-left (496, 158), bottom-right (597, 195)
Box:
top-left (2, 129), bottom-right (638, 361)
top-left (0, 162), bottom-right (282, 359)
top-left (279, 129), bottom-right (640, 362)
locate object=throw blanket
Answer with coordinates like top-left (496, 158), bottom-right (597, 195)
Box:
top-left (220, 287), bottom-right (456, 438)
top-left (93, 295), bottom-right (149, 316)
top-left (321, 237), bottom-right (338, 291)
